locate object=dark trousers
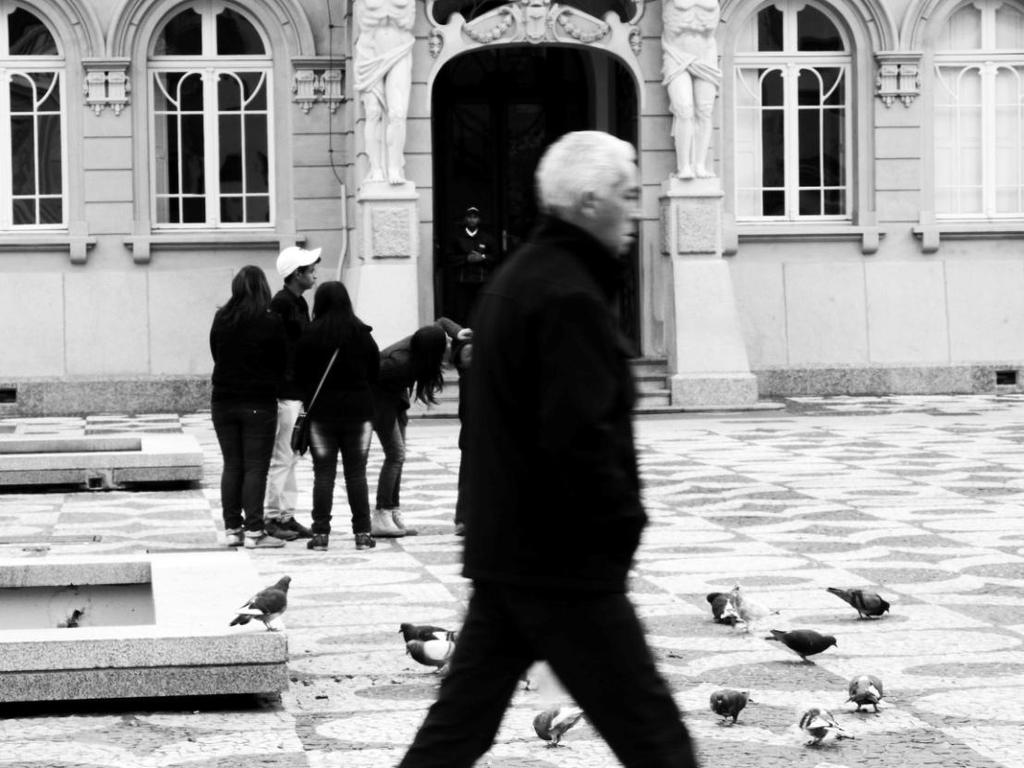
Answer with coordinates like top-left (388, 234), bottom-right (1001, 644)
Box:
top-left (451, 280), bottom-right (484, 327)
top-left (211, 400), bottom-right (277, 532)
top-left (309, 418), bottom-right (373, 535)
top-left (371, 401), bottom-right (407, 510)
top-left (399, 581), bottom-right (698, 768)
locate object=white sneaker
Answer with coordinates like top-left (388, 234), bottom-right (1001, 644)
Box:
top-left (243, 531), bottom-right (286, 549)
top-left (371, 508), bottom-right (405, 538)
top-left (391, 509), bottom-right (418, 536)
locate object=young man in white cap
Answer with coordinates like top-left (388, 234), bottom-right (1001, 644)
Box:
top-left (264, 245), bottom-right (322, 541)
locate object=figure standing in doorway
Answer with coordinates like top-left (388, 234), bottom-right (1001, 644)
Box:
top-left (662, 0), bottom-right (722, 179)
top-left (448, 206), bottom-right (499, 325)
top-left (354, 0), bottom-right (416, 185)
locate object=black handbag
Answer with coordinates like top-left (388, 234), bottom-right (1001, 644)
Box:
top-left (290, 349), bottom-right (338, 455)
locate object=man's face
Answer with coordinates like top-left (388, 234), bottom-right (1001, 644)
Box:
top-left (587, 165), bottom-right (641, 256)
top-left (465, 212), bottom-right (480, 229)
top-left (295, 263), bottom-right (318, 292)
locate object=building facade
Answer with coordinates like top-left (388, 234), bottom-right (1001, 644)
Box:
top-left (1, 0), bottom-right (1023, 415)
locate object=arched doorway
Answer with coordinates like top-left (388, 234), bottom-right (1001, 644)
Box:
top-left (431, 45), bottom-right (640, 350)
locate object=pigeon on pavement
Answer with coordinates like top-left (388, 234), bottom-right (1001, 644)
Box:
top-left (57, 608), bottom-right (85, 628)
top-left (709, 689), bottom-right (750, 724)
top-left (766, 629), bottom-right (837, 662)
top-left (399, 622), bottom-right (457, 643)
top-left (827, 587), bottom-right (890, 619)
top-left (229, 575), bottom-right (290, 631)
top-left (722, 585), bottom-right (777, 630)
top-left (798, 706), bottom-right (850, 745)
top-left (533, 706), bottom-right (585, 747)
top-left (406, 637), bottom-right (456, 672)
top-left (706, 592), bottom-right (736, 625)
top-left (847, 674), bottom-right (884, 712)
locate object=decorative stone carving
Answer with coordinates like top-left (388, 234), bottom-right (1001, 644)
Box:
top-left (423, 0), bottom-right (646, 123)
top-left (320, 69), bottom-right (344, 113)
top-left (292, 69), bottom-right (318, 114)
top-left (292, 59), bottom-right (346, 114)
top-left (354, 0), bottom-right (416, 185)
top-left (425, 0), bottom-right (645, 66)
top-left (875, 52), bottom-right (922, 107)
top-left (662, 0), bottom-right (721, 180)
top-left (82, 59), bottom-right (131, 116)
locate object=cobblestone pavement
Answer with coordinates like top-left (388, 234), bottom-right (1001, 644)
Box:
top-left (2, 395), bottom-right (1024, 767)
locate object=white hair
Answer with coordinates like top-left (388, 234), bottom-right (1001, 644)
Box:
top-left (535, 131), bottom-right (637, 215)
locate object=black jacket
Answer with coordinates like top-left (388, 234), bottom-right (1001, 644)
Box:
top-left (462, 215), bottom-right (645, 592)
top-left (269, 287), bottom-right (311, 400)
top-left (209, 310), bottom-right (286, 405)
top-left (295, 323), bottom-right (380, 422)
top-left (449, 226), bottom-right (499, 283)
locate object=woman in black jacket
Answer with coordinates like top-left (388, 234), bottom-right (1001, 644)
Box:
top-left (210, 265), bottom-right (287, 549)
top-left (295, 281), bottom-right (380, 551)
top-left (368, 322), bottom-right (449, 537)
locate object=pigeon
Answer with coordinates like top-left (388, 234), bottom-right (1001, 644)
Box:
top-left (706, 592), bottom-right (736, 625)
top-left (709, 689), bottom-right (749, 724)
top-left (406, 637), bottom-right (456, 671)
top-left (766, 629), bottom-right (837, 662)
top-left (229, 575), bottom-right (291, 631)
top-left (399, 622), bottom-right (457, 643)
top-left (722, 585), bottom-right (777, 630)
top-left (827, 587), bottom-right (890, 619)
top-left (847, 674), bottom-right (884, 712)
top-left (57, 608), bottom-right (85, 629)
top-left (533, 706), bottom-right (585, 747)
top-left (798, 706), bottom-right (850, 745)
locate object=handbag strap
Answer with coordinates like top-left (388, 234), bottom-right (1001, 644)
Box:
top-left (307, 349), bottom-right (339, 411)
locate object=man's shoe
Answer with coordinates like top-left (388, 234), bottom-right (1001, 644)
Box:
top-left (391, 509), bottom-right (418, 536)
top-left (225, 527), bottom-right (244, 547)
top-left (282, 517), bottom-right (314, 539)
top-left (371, 508), bottom-right (405, 538)
top-left (243, 531), bottom-right (287, 549)
top-left (265, 519), bottom-right (299, 541)
top-left (307, 533), bottom-right (329, 552)
top-left (354, 532), bottom-right (376, 550)
top-left (454, 522), bottom-right (466, 537)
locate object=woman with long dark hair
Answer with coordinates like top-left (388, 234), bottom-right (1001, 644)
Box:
top-left (210, 265), bottom-right (287, 549)
top-left (368, 321), bottom-right (451, 537)
top-left (295, 281), bottom-right (380, 551)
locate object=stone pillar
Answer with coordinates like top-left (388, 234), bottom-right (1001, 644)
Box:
top-left (660, 177), bottom-right (758, 407)
top-left (353, 180), bottom-right (420, 346)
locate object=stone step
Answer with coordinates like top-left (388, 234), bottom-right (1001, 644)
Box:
top-left (411, 358), bottom-right (673, 418)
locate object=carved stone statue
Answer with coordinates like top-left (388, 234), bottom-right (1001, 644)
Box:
top-left (354, 0), bottom-right (416, 185)
top-left (662, 0), bottom-right (722, 179)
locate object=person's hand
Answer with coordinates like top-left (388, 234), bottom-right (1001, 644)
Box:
top-left (467, 250), bottom-right (484, 263)
top-left (456, 328), bottom-right (473, 341)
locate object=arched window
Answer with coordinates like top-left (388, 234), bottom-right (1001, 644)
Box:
top-left (149, 2), bottom-right (272, 226)
top-left (733, 1), bottom-right (851, 220)
top-left (0, 2), bottom-right (64, 228)
top-left (934, 0), bottom-right (1024, 218)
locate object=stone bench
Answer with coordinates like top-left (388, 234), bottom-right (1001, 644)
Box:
top-left (0, 551), bottom-right (288, 702)
top-left (0, 433), bottom-right (203, 489)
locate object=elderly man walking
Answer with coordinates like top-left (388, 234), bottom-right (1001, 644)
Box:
top-left (398, 131), bottom-right (699, 767)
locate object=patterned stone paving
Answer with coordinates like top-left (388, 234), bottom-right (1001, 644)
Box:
top-left (0, 395), bottom-right (1023, 766)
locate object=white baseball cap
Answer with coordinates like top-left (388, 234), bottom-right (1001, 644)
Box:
top-left (276, 246), bottom-right (322, 278)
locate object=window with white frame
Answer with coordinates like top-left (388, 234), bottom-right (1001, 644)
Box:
top-left (733, 1), bottom-right (851, 221)
top-left (934, 0), bottom-right (1024, 218)
top-left (149, 2), bottom-right (272, 226)
top-left (0, 2), bottom-right (64, 228)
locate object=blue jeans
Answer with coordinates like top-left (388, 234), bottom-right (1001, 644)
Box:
top-left (372, 402), bottom-right (407, 510)
top-left (211, 400), bottom-right (277, 532)
top-left (310, 418), bottom-right (373, 535)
